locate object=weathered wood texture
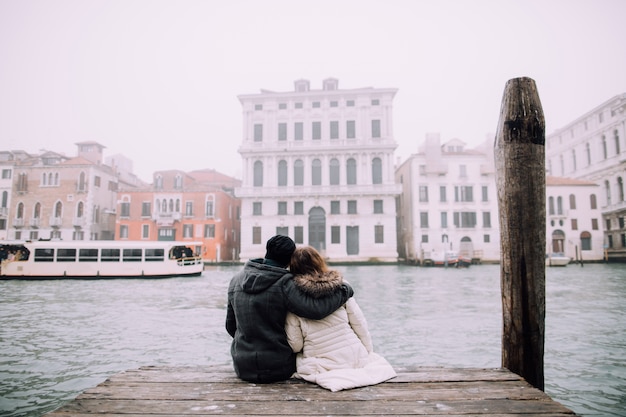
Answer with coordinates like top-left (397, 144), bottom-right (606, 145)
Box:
top-left (46, 365), bottom-right (578, 416)
top-left (495, 77), bottom-right (546, 391)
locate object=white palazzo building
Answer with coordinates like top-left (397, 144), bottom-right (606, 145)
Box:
top-left (236, 78), bottom-right (401, 262)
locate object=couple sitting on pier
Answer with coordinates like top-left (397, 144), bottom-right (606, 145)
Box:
top-left (226, 235), bottom-right (396, 392)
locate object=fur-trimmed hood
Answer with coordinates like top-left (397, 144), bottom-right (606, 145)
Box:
top-left (293, 270), bottom-right (344, 298)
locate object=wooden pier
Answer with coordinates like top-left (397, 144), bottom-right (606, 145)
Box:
top-left (46, 365), bottom-right (578, 416)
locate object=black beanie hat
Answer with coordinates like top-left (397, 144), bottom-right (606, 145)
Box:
top-left (265, 235), bottom-right (296, 266)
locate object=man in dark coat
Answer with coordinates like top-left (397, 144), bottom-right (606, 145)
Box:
top-left (226, 235), bottom-right (353, 383)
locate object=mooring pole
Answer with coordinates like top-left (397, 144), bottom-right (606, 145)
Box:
top-left (495, 77), bottom-right (546, 391)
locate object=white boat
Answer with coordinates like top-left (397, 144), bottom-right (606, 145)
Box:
top-left (0, 240), bottom-right (204, 279)
top-left (545, 252), bottom-right (571, 267)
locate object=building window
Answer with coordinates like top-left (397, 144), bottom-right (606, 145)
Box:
top-left (330, 158), bottom-right (340, 185)
top-left (277, 201), bottom-right (287, 215)
top-left (294, 159), bottom-right (304, 186)
top-left (482, 186), bottom-right (489, 202)
top-left (375, 225), bottom-right (384, 243)
top-left (205, 196), bottom-right (214, 217)
top-left (279, 103), bottom-right (287, 110)
top-left (254, 104), bottom-right (263, 110)
top-left (346, 100), bottom-right (355, 107)
top-left (455, 186), bottom-right (473, 202)
top-left (330, 121), bottom-right (339, 139)
top-left (371, 99), bottom-right (380, 106)
top-left (330, 101), bottom-right (338, 107)
top-left (294, 226), bottom-right (304, 244)
top-left (420, 212), bottom-right (429, 228)
top-left (483, 211), bottom-right (491, 228)
top-left (278, 160), bottom-right (288, 186)
top-left (569, 194), bottom-right (577, 209)
top-left (419, 186), bottom-right (428, 202)
top-left (183, 224), bottom-right (193, 238)
top-left (331, 225), bottom-right (340, 243)
top-left (440, 186), bottom-right (447, 202)
top-left (142, 202), bottom-right (152, 217)
top-left (254, 124), bottom-right (263, 142)
top-left (253, 161), bottom-right (263, 187)
top-left (602, 135), bottom-right (608, 159)
top-left (347, 158), bottom-right (357, 185)
top-left (253, 202), bottom-right (262, 215)
top-left (312, 101), bottom-right (320, 108)
top-left (581, 231), bottom-right (592, 250)
top-left (453, 212), bottom-right (477, 228)
top-left (421, 234), bottom-right (428, 243)
top-left (590, 194), bottom-right (597, 209)
top-left (615, 130), bottom-right (621, 154)
top-left (372, 157), bottom-right (382, 184)
top-left (142, 224), bottom-right (149, 239)
top-left (276, 226), bottom-right (288, 236)
top-left (347, 200), bottom-right (357, 214)
top-left (120, 202), bottom-right (130, 218)
top-left (441, 212), bottom-right (448, 228)
top-left (184, 201), bottom-right (193, 216)
top-left (484, 234), bottom-right (490, 243)
top-left (294, 201), bottom-right (304, 215)
top-left (1, 169), bottom-right (11, 179)
top-left (204, 224), bottom-right (215, 238)
top-left (591, 218), bottom-right (599, 230)
top-left (252, 226), bottom-right (261, 244)
top-left (346, 121), bottom-right (356, 139)
top-left (371, 120), bottom-right (381, 138)
top-left (295, 102), bottom-right (303, 109)
top-left (331, 200), bottom-right (340, 214)
top-left (278, 123), bottom-right (287, 141)
top-left (312, 121), bottom-right (321, 140)
top-left (294, 122), bottom-right (303, 140)
top-left (312, 159), bottom-right (322, 185)
top-left (119, 225), bottom-right (128, 239)
top-left (373, 199), bottom-right (383, 214)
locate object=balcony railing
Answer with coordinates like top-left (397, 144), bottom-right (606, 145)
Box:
top-left (13, 218), bottom-right (24, 227)
top-left (49, 216), bottom-right (62, 227)
top-left (152, 211), bottom-right (182, 225)
top-left (73, 216), bottom-right (85, 227)
top-left (29, 218), bottom-right (40, 228)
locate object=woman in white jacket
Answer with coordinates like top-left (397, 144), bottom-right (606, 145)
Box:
top-left (285, 246), bottom-right (396, 392)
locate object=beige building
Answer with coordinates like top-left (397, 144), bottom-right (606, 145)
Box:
top-left (236, 78), bottom-right (401, 262)
top-left (546, 93), bottom-right (626, 261)
top-left (7, 142), bottom-right (136, 241)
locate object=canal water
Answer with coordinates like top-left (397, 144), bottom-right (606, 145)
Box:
top-left (0, 263), bottom-right (624, 416)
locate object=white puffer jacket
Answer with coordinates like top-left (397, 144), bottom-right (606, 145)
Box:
top-left (285, 270), bottom-right (396, 392)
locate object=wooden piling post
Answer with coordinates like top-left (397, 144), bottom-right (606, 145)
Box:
top-left (495, 77), bottom-right (545, 391)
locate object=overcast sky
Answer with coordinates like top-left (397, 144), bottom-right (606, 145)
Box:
top-left (1, 0), bottom-right (625, 182)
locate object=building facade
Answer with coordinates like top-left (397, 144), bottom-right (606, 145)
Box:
top-left (116, 169), bottom-right (241, 263)
top-left (546, 93), bottom-right (626, 261)
top-left (546, 176), bottom-right (604, 262)
top-left (395, 134), bottom-right (500, 263)
top-left (236, 78), bottom-right (401, 262)
top-left (5, 142), bottom-right (122, 241)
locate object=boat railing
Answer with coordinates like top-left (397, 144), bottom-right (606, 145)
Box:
top-left (177, 256), bottom-right (202, 266)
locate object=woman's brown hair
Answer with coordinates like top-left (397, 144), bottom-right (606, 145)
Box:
top-left (289, 246), bottom-right (328, 276)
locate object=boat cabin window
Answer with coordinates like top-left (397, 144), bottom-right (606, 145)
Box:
top-left (57, 248), bottom-right (77, 262)
top-left (79, 248), bottom-right (99, 262)
top-left (123, 248), bottom-right (142, 262)
top-left (145, 248), bottom-right (164, 262)
top-left (170, 245), bottom-right (194, 259)
top-left (101, 248), bottom-right (121, 262)
top-left (34, 248), bottom-right (55, 262)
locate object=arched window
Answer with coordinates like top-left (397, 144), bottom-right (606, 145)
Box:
top-left (580, 231), bottom-right (592, 251)
top-left (175, 199), bottom-right (180, 212)
top-left (17, 202), bottom-right (24, 218)
top-left (253, 161), bottom-right (263, 187)
top-left (294, 159), bottom-right (304, 186)
top-left (155, 175), bottom-right (163, 190)
top-left (329, 158), bottom-right (340, 185)
top-left (48, 172), bottom-right (53, 185)
top-left (278, 160), bottom-right (288, 186)
top-left (346, 158), bottom-right (357, 185)
top-left (1, 191), bottom-right (7, 208)
top-left (618, 177), bottom-right (624, 202)
top-left (42, 172), bottom-right (47, 186)
top-left (571, 150), bottom-right (576, 171)
top-left (569, 194), bottom-right (576, 210)
top-left (34, 202), bottom-right (41, 218)
top-left (605, 180), bottom-right (611, 206)
top-left (54, 173), bottom-right (59, 185)
top-left (312, 159), bottom-right (322, 186)
top-left (169, 199), bottom-right (174, 212)
top-left (548, 196), bottom-right (555, 215)
top-left (585, 143), bottom-right (591, 165)
top-left (55, 201), bottom-right (63, 217)
top-left (602, 135), bottom-right (608, 159)
top-left (590, 194), bottom-right (597, 210)
top-left (557, 196), bottom-right (563, 215)
top-left (174, 175), bottom-right (183, 189)
top-left (615, 130), bottom-right (621, 154)
top-left (78, 171), bottom-right (86, 191)
top-left (76, 201), bottom-right (84, 218)
top-left (162, 199), bottom-right (167, 212)
top-left (372, 157), bottom-right (382, 184)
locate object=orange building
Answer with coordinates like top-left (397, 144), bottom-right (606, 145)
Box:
top-left (116, 169), bottom-right (241, 263)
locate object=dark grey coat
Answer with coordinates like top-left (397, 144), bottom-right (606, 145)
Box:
top-left (226, 259), bottom-right (353, 383)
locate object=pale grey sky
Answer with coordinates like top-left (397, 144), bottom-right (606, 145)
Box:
top-left (1, 0), bottom-right (625, 182)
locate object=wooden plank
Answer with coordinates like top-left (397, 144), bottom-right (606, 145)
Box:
top-left (46, 366), bottom-right (578, 416)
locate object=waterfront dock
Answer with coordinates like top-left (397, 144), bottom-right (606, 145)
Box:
top-left (46, 365), bottom-right (578, 416)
